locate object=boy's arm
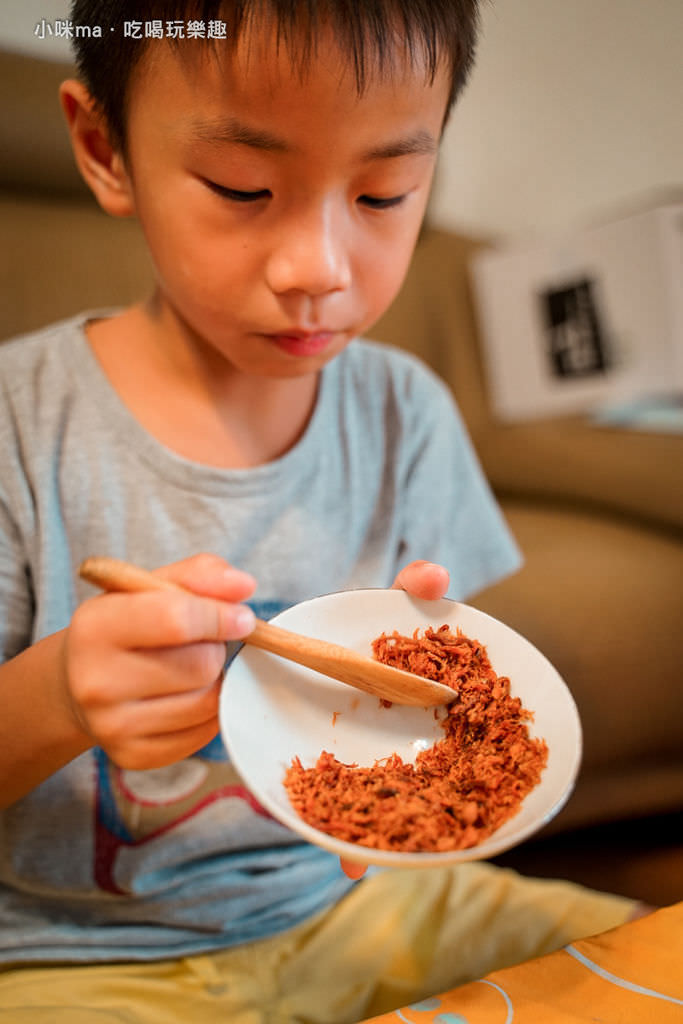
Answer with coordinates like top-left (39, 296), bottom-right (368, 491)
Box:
top-left (0, 554), bottom-right (257, 809)
top-left (0, 631), bottom-right (90, 808)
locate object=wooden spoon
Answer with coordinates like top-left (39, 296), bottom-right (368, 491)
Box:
top-left (78, 557), bottom-right (455, 707)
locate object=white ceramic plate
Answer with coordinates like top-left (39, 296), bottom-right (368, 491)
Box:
top-left (220, 589), bottom-right (581, 867)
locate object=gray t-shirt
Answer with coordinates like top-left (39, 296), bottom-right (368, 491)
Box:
top-left (0, 314), bottom-right (520, 963)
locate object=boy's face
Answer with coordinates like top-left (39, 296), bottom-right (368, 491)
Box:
top-left (118, 27), bottom-right (449, 378)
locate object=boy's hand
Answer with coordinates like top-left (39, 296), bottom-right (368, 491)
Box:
top-left (62, 554), bottom-right (256, 770)
top-left (339, 559), bottom-right (450, 879)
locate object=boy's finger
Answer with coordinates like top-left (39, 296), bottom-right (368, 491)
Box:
top-left (392, 560), bottom-right (449, 600)
top-left (105, 719), bottom-right (221, 772)
top-left (78, 589), bottom-right (256, 650)
top-left (135, 641), bottom-right (228, 695)
top-left (108, 678), bottom-right (222, 737)
top-left (74, 642), bottom-right (227, 705)
top-left (154, 552), bottom-right (257, 602)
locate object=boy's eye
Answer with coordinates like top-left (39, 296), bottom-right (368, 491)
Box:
top-left (204, 180), bottom-right (271, 202)
top-left (358, 194), bottom-right (407, 210)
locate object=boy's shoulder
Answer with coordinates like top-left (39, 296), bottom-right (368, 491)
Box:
top-left (0, 314), bottom-right (98, 444)
top-left (0, 313), bottom-right (89, 374)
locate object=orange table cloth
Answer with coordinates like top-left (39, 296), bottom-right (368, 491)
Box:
top-left (363, 901), bottom-right (683, 1023)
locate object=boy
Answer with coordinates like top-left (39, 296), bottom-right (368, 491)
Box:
top-left (0, 2), bottom-right (634, 1020)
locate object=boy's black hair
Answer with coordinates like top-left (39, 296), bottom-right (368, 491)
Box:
top-left (70, 0), bottom-right (481, 151)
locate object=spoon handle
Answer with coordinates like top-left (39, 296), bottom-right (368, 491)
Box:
top-left (78, 557), bottom-right (454, 707)
top-left (245, 617), bottom-right (443, 705)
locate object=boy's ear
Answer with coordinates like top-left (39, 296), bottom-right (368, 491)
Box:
top-left (59, 79), bottom-right (135, 218)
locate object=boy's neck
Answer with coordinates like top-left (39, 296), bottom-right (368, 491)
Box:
top-left (84, 301), bottom-right (321, 469)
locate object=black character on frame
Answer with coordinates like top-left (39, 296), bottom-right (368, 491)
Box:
top-left (540, 278), bottom-right (610, 378)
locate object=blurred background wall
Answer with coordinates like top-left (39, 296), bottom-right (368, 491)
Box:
top-left (432, 0), bottom-right (683, 237)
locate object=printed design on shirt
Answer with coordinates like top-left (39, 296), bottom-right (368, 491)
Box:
top-left (93, 598), bottom-right (287, 895)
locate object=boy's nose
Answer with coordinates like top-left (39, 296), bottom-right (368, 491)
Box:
top-left (265, 205), bottom-right (352, 298)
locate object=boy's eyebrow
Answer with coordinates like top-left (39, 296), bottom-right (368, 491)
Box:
top-left (363, 130), bottom-right (438, 160)
top-left (189, 117), bottom-right (289, 152)
top-left (188, 117), bottom-right (437, 159)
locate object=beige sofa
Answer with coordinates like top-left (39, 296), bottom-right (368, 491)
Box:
top-left (2, 49), bottom-right (682, 905)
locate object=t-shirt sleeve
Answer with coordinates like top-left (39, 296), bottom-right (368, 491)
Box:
top-left (0, 342), bottom-right (41, 662)
top-left (393, 359), bottom-right (521, 600)
top-left (0, 453), bottom-right (35, 663)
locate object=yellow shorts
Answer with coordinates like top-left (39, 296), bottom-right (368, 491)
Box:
top-left (0, 861), bottom-right (634, 1024)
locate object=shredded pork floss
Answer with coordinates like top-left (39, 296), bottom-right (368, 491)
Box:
top-left (284, 625), bottom-right (548, 853)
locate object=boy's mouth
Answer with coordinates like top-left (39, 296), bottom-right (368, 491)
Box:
top-left (267, 330), bottom-right (337, 357)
